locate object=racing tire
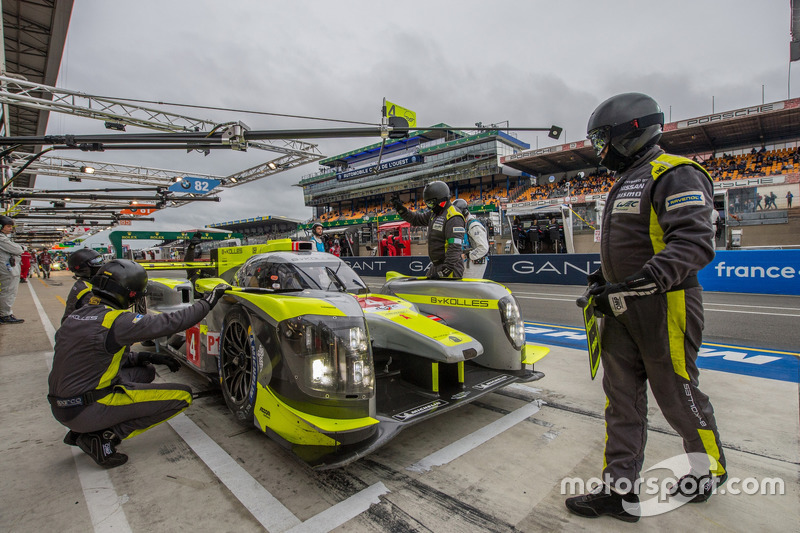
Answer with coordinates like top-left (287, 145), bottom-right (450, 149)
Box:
top-left (219, 307), bottom-right (258, 427)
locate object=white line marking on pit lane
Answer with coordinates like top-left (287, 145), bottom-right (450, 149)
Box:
top-left (168, 413), bottom-right (302, 532)
top-left (285, 482), bottom-right (389, 533)
top-left (514, 295), bottom-right (576, 302)
top-left (705, 302), bottom-right (800, 311)
top-left (514, 293), bottom-right (800, 316)
top-left (406, 400), bottom-right (542, 473)
top-left (705, 309), bottom-right (800, 317)
top-left (513, 291), bottom-right (581, 298)
top-left (28, 282), bottom-right (133, 533)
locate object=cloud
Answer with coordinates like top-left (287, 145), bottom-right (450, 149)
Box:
top-left (37, 0), bottom-right (798, 249)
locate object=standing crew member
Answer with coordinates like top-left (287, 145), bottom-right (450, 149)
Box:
top-left (49, 259), bottom-right (230, 468)
top-left (565, 93), bottom-right (726, 522)
top-left (452, 199), bottom-right (490, 278)
top-left (38, 249), bottom-right (52, 279)
top-left (62, 248), bottom-right (106, 323)
top-left (20, 247), bottom-right (31, 284)
top-left (391, 181), bottom-right (465, 278)
top-left (0, 215), bottom-right (24, 324)
top-left (310, 222), bottom-right (326, 252)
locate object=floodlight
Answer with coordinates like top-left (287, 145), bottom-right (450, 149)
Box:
top-left (548, 126), bottom-right (563, 140)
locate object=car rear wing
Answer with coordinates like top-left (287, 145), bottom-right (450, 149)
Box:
top-left (139, 239), bottom-right (314, 281)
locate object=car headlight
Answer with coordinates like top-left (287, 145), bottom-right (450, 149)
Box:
top-left (279, 315), bottom-right (374, 398)
top-left (499, 295), bottom-right (525, 350)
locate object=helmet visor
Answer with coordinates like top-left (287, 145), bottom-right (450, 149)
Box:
top-left (87, 256), bottom-right (105, 268)
top-left (587, 127), bottom-right (611, 157)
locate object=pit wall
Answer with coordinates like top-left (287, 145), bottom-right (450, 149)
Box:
top-left (342, 250), bottom-right (800, 295)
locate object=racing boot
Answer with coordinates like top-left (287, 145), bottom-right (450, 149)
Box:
top-left (565, 485), bottom-right (640, 523)
top-left (668, 472), bottom-right (728, 503)
top-left (76, 430), bottom-right (128, 468)
top-left (63, 430), bottom-right (81, 446)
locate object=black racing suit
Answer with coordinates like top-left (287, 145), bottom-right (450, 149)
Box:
top-left (48, 297), bottom-right (211, 440)
top-left (398, 202), bottom-right (465, 278)
top-left (598, 146), bottom-right (726, 488)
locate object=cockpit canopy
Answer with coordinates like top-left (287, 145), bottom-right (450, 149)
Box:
top-left (234, 252), bottom-right (367, 293)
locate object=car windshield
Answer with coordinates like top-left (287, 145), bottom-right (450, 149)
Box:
top-left (236, 256), bottom-right (367, 293)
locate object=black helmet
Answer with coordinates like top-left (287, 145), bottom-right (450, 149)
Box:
top-left (68, 248), bottom-right (105, 279)
top-left (0, 215), bottom-right (14, 227)
top-left (423, 181), bottom-right (450, 214)
top-left (90, 259), bottom-right (148, 309)
top-left (586, 92), bottom-right (664, 171)
top-left (452, 198), bottom-right (469, 217)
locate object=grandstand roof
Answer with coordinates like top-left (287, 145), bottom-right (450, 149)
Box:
top-left (207, 214), bottom-right (303, 233)
top-left (319, 124), bottom-right (464, 166)
top-left (501, 98), bottom-right (800, 176)
top-left (2, 0), bottom-right (73, 188)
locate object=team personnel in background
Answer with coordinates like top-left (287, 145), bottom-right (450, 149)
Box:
top-left (38, 249), bottom-right (52, 279)
top-left (29, 252), bottom-right (41, 278)
top-left (392, 181), bottom-right (465, 278)
top-left (61, 248), bottom-right (107, 323)
top-left (0, 215), bottom-right (24, 324)
top-left (48, 259), bottom-right (230, 468)
top-left (182, 231), bottom-right (209, 285)
top-left (565, 93), bottom-right (726, 522)
top-left (310, 222), bottom-right (326, 252)
top-left (452, 199), bottom-right (490, 278)
top-left (20, 247), bottom-right (32, 284)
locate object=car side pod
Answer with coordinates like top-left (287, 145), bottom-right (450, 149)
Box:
top-left (381, 273), bottom-right (549, 373)
top-left (358, 293), bottom-right (483, 364)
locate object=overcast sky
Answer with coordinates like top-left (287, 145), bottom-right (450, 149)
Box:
top-left (43, 0), bottom-right (797, 248)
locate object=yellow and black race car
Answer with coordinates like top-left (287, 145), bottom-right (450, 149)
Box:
top-left (141, 239), bottom-right (548, 469)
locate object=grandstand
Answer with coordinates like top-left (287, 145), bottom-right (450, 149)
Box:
top-left (295, 99), bottom-right (800, 253)
top-left (206, 100), bottom-right (800, 254)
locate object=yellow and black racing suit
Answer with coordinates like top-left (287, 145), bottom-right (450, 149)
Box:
top-left (61, 279), bottom-right (93, 324)
top-left (598, 146), bottom-right (726, 486)
top-left (48, 297), bottom-right (211, 440)
top-left (398, 202), bottom-right (466, 278)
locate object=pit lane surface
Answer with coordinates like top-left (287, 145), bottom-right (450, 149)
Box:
top-left (1, 272), bottom-right (797, 532)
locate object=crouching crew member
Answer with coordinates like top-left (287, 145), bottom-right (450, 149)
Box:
top-left (48, 259), bottom-right (230, 468)
top-left (62, 248), bottom-right (107, 323)
top-left (392, 180), bottom-right (465, 278)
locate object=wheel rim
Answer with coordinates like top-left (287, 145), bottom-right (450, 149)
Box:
top-left (221, 320), bottom-right (253, 406)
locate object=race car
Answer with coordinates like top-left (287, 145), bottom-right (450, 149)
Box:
top-left (141, 239), bottom-right (548, 469)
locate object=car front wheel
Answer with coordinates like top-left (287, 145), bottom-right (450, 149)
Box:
top-left (219, 307), bottom-right (258, 427)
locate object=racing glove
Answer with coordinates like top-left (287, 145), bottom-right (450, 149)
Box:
top-left (390, 195), bottom-right (407, 215)
top-left (146, 353), bottom-right (182, 372)
top-left (590, 270), bottom-right (659, 317)
top-left (202, 283), bottom-right (231, 309)
top-left (188, 231), bottom-right (203, 247)
top-left (587, 268), bottom-right (606, 288)
top-left (428, 265), bottom-right (453, 279)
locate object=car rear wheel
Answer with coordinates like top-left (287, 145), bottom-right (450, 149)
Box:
top-left (219, 307), bottom-right (258, 427)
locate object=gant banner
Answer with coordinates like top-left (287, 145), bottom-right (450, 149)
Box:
top-left (342, 250), bottom-right (800, 295)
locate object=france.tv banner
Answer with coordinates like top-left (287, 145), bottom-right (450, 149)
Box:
top-left (698, 250), bottom-right (800, 295)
